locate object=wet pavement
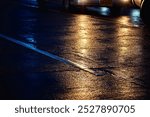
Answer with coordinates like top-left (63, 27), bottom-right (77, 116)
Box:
top-left (0, 0), bottom-right (150, 100)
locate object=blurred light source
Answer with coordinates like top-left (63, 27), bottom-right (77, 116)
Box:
top-left (130, 9), bottom-right (140, 17)
top-left (122, 0), bottom-right (130, 3)
top-left (133, 0), bottom-right (141, 7)
top-left (130, 9), bottom-right (141, 26)
top-left (99, 7), bottom-right (110, 16)
top-left (78, 0), bottom-right (87, 4)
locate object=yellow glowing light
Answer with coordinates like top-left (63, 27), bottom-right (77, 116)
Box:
top-left (121, 0), bottom-right (130, 3)
top-left (76, 15), bottom-right (91, 55)
top-left (78, 0), bottom-right (87, 4)
top-left (117, 16), bottom-right (130, 25)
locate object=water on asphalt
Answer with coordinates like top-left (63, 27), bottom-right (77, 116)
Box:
top-left (0, 0), bottom-right (150, 99)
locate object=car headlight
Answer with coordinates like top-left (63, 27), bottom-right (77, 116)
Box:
top-left (78, 0), bottom-right (87, 4)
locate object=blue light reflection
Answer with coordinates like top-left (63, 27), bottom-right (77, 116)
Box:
top-left (99, 7), bottom-right (111, 16)
top-left (130, 9), bottom-right (141, 26)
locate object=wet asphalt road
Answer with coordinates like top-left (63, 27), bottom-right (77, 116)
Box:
top-left (0, 0), bottom-right (150, 100)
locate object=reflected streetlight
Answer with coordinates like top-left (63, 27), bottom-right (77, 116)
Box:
top-left (114, 16), bottom-right (144, 98)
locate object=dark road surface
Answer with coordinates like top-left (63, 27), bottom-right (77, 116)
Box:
top-left (0, 0), bottom-right (150, 100)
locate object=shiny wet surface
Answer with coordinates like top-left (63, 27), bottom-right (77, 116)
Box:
top-left (0, 0), bottom-right (150, 99)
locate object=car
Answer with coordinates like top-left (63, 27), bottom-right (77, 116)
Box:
top-left (62, 0), bottom-right (134, 10)
top-left (37, 0), bottom-right (150, 25)
top-left (37, 0), bottom-right (134, 13)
